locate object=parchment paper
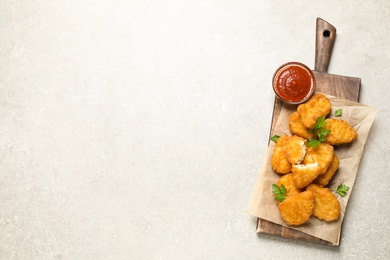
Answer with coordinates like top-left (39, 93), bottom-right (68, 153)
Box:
top-left (248, 94), bottom-right (378, 245)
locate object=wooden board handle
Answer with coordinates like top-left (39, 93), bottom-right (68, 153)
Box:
top-left (315, 18), bottom-right (336, 72)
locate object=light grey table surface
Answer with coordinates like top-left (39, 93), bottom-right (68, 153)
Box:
top-left (1, 1), bottom-right (389, 259)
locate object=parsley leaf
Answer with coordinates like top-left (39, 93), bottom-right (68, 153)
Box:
top-left (309, 116), bottom-right (327, 134)
top-left (307, 116), bottom-right (331, 148)
top-left (318, 128), bottom-right (331, 137)
top-left (307, 138), bottom-right (321, 148)
top-left (272, 184), bottom-right (287, 202)
top-left (335, 109), bottom-right (342, 117)
top-left (336, 184), bottom-right (350, 197)
top-left (271, 135), bottom-right (280, 143)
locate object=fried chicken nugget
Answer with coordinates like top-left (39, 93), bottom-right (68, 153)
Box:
top-left (314, 155), bottom-right (339, 187)
top-left (271, 135), bottom-right (291, 174)
top-left (277, 173), bottom-right (302, 197)
top-left (324, 118), bottom-right (358, 145)
top-left (285, 135), bottom-right (307, 165)
top-left (278, 190), bottom-right (314, 225)
top-left (289, 112), bottom-right (313, 140)
top-left (297, 93), bottom-right (331, 129)
top-left (303, 142), bottom-right (334, 174)
top-left (292, 162), bottom-right (322, 189)
top-left (306, 184), bottom-right (340, 222)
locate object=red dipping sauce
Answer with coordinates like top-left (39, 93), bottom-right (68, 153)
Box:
top-left (272, 62), bottom-right (315, 104)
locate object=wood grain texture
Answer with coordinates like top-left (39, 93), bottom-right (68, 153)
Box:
top-left (258, 18), bottom-right (361, 246)
top-left (315, 18), bottom-right (337, 72)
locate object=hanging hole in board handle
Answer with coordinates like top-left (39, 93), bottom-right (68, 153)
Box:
top-left (323, 30), bottom-right (330, 37)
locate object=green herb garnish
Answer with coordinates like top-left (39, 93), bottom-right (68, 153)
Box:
top-left (309, 116), bottom-right (328, 134)
top-left (272, 184), bottom-right (287, 202)
top-left (335, 109), bottom-right (342, 117)
top-left (307, 116), bottom-right (331, 148)
top-left (307, 138), bottom-right (321, 148)
top-left (271, 135), bottom-right (280, 143)
top-left (336, 184), bottom-right (350, 197)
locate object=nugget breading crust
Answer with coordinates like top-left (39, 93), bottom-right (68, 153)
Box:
top-left (303, 142), bottom-right (334, 174)
top-left (285, 135), bottom-right (307, 165)
top-left (271, 135), bottom-right (292, 174)
top-left (277, 173), bottom-right (301, 197)
top-left (297, 93), bottom-right (331, 129)
top-left (278, 191), bottom-right (314, 225)
top-left (289, 112), bottom-right (313, 140)
top-left (314, 155), bottom-right (339, 187)
top-left (292, 162), bottom-right (322, 189)
top-left (306, 184), bottom-right (340, 222)
top-left (324, 118), bottom-right (358, 145)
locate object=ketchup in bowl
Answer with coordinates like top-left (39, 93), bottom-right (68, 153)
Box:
top-left (272, 62), bottom-right (315, 104)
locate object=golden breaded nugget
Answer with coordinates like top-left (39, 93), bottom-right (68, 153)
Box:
top-left (314, 155), bottom-right (339, 187)
top-left (289, 112), bottom-right (313, 140)
top-left (306, 184), bottom-right (340, 222)
top-left (297, 93), bottom-right (331, 129)
top-left (271, 135), bottom-right (291, 174)
top-left (324, 118), bottom-right (358, 145)
top-left (277, 173), bottom-right (302, 197)
top-left (278, 191), bottom-right (314, 226)
top-left (285, 135), bottom-right (307, 165)
top-left (292, 162), bottom-right (322, 189)
top-left (303, 142), bottom-right (334, 174)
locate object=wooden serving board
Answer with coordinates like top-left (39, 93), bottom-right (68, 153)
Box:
top-left (258, 18), bottom-right (361, 246)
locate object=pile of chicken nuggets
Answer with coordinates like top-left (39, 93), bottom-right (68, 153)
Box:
top-left (271, 93), bottom-right (358, 226)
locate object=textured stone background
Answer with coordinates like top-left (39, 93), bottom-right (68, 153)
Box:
top-left (1, 0), bottom-right (389, 259)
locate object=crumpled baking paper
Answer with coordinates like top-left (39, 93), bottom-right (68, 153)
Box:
top-left (248, 94), bottom-right (378, 245)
